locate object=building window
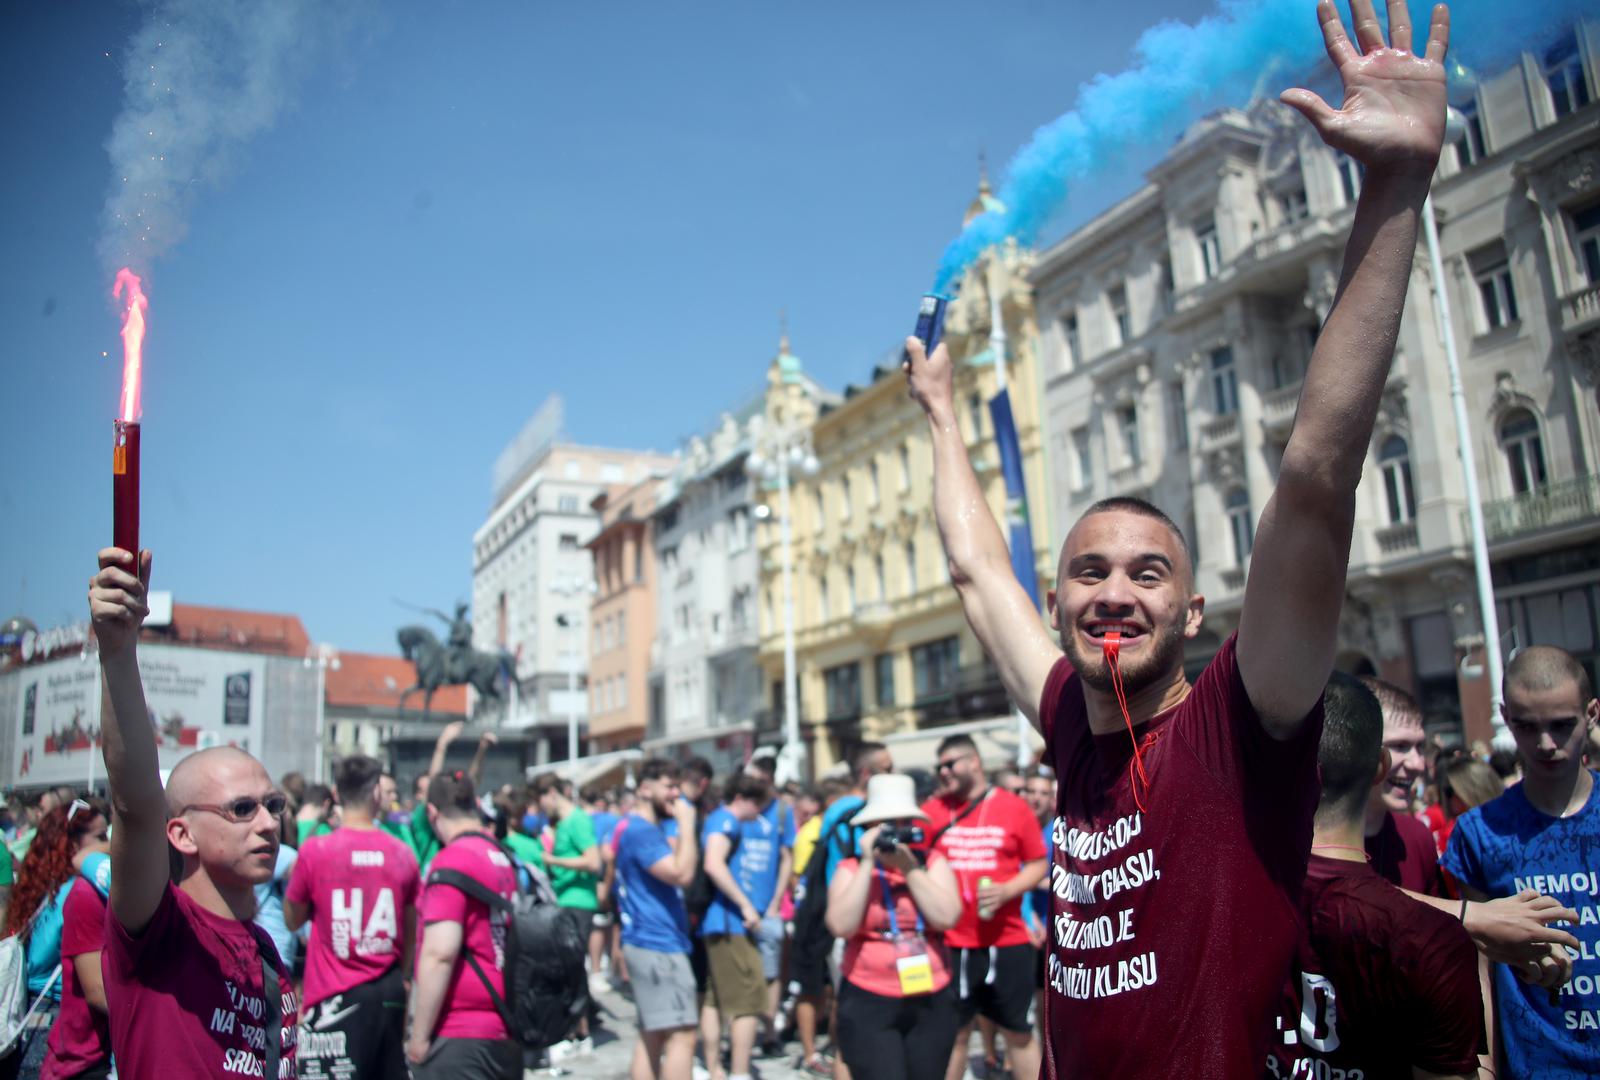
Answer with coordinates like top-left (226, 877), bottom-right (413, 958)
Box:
top-left (819, 573), bottom-right (831, 622)
top-left (1109, 284), bottom-right (1131, 346)
top-left (874, 554), bottom-right (887, 601)
top-left (1196, 219), bottom-right (1221, 280)
top-left (559, 533), bottom-right (579, 551)
top-left (1072, 426), bottom-right (1092, 490)
top-left (1544, 32), bottom-right (1592, 119)
top-left (1226, 488), bottom-right (1254, 567)
top-left (968, 392), bottom-right (986, 441)
top-left (813, 489), bottom-right (825, 535)
top-left (839, 475), bottom-right (852, 520)
top-left (1158, 257), bottom-right (1174, 314)
top-left (846, 567), bottom-right (858, 613)
top-left (1281, 187), bottom-right (1308, 223)
top-left (824, 662), bottom-right (862, 719)
top-left (898, 444), bottom-right (912, 492)
top-left (1471, 244), bottom-right (1519, 331)
top-left (904, 540), bottom-right (918, 595)
top-left (1573, 202), bottom-right (1600, 284)
top-left (875, 653), bottom-right (896, 708)
top-left (1338, 155), bottom-right (1363, 206)
top-left (558, 494), bottom-right (580, 513)
top-left (1453, 96), bottom-right (1486, 168)
top-left (1117, 404), bottom-right (1141, 468)
top-left (911, 636), bottom-right (960, 699)
top-left (868, 459), bottom-right (881, 507)
top-left (1500, 409), bottom-right (1547, 495)
top-left (728, 508), bottom-right (750, 553)
top-left (1378, 435), bottom-right (1416, 524)
top-left (1060, 311), bottom-right (1081, 367)
top-left (1167, 382), bottom-right (1189, 451)
top-left (1210, 346), bottom-right (1239, 415)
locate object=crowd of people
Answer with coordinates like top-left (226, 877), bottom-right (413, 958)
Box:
top-left (2, 2), bottom-right (1596, 1078)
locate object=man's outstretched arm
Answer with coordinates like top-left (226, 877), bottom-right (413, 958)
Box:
top-left (88, 548), bottom-right (170, 935)
top-left (905, 338), bottom-right (1062, 730)
top-left (1238, 0), bottom-right (1450, 736)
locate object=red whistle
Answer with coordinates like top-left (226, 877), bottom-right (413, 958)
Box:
top-left (1102, 629), bottom-right (1121, 660)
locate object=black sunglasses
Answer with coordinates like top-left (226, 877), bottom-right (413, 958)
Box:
top-left (182, 793), bottom-right (288, 824)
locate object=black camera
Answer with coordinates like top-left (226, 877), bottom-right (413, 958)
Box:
top-left (874, 823), bottom-right (925, 851)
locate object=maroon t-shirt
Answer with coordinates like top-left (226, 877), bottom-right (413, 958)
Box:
top-left (1263, 855), bottom-right (1484, 1079)
top-left (1039, 634), bottom-right (1322, 1078)
top-left (103, 881), bottom-right (299, 1079)
top-left (41, 880), bottom-right (111, 1079)
top-left (1365, 809), bottom-right (1443, 897)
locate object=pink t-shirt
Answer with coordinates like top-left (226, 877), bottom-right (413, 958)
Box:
top-left (1038, 634), bottom-right (1322, 1079)
top-left (838, 854), bottom-right (953, 998)
top-left (42, 879), bottom-right (111, 1080)
top-left (418, 832), bottom-right (518, 1040)
top-left (285, 826), bottom-right (421, 1009)
top-left (103, 881), bottom-right (300, 1079)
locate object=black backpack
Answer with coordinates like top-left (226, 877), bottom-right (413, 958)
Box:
top-left (683, 822), bottom-right (741, 922)
top-left (790, 806), bottom-right (860, 967)
top-left (427, 834), bottom-right (587, 1050)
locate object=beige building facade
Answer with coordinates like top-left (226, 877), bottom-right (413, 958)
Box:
top-left (1033, 22), bottom-right (1600, 748)
top-left (756, 180), bottom-right (1052, 777)
top-left (587, 477), bottom-right (665, 753)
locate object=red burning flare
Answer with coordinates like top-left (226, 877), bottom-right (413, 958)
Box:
top-left (113, 268), bottom-right (147, 422)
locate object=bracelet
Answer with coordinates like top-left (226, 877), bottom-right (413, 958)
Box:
top-left (1459, 897), bottom-right (1469, 923)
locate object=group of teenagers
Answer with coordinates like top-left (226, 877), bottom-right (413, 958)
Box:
top-left (29, 1), bottom-right (1600, 1077)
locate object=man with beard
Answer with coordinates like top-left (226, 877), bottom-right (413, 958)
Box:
top-left (1358, 677), bottom-right (1443, 894)
top-left (905, 2), bottom-right (1453, 1072)
top-left (617, 759), bottom-right (701, 1080)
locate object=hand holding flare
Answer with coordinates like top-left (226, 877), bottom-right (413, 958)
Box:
top-left (112, 269), bottom-right (147, 560)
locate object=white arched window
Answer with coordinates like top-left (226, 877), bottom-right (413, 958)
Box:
top-left (1226, 488), bottom-right (1254, 567)
top-left (1378, 435), bottom-right (1416, 524)
top-left (904, 540), bottom-right (919, 596)
top-left (1499, 409), bottom-right (1547, 495)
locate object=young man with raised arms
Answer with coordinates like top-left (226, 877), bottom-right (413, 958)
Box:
top-left (908, 2), bottom-right (1454, 1071)
top-left (88, 547), bottom-right (298, 1078)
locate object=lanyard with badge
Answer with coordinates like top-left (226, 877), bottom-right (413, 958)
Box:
top-left (877, 867), bottom-right (935, 995)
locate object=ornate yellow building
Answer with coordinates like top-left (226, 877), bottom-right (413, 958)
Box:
top-left (755, 179), bottom-right (1052, 778)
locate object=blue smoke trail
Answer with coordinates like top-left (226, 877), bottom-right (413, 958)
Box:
top-left (934, 0), bottom-right (1593, 291)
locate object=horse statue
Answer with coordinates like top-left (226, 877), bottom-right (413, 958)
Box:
top-left (397, 624), bottom-right (511, 720)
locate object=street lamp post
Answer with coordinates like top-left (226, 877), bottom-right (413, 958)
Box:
top-left (748, 422), bottom-right (819, 785)
top-left (304, 645), bottom-right (340, 782)
top-left (551, 573), bottom-right (596, 772)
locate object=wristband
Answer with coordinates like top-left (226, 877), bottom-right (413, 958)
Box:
top-left (1459, 897), bottom-right (1469, 923)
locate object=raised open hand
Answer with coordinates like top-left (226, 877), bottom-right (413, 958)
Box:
top-left (1281, 0), bottom-right (1449, 176)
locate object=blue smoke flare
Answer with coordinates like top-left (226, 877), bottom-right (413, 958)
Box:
top-left (933, 0), bottom-right (1592, 291)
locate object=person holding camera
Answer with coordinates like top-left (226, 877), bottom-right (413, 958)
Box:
top-left (825, 774), bottom-right (961, 1080)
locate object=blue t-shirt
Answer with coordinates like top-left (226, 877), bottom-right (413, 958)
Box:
top-left (252, 844), bottom-right (299, 969)
top-left (592, 811), bottom-right (620, 851)
top-left (616, 813), bottom-right (690, 953)
top-left (700, 800), bottom-right (796, 937)
top-left (818, 795), bottom-right (865, 885)
top-left (24, 879), bottom-right (76, 1000)
top-left (1441, 773), bottom-right (1600, 1080)
top-left (1024, 819), bottom-right (1054, 931)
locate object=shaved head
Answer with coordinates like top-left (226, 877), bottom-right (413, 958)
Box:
top-left (1506, 645), bottom-right (1593, 705)
top-left (165, 747), bottom-right (271, 816)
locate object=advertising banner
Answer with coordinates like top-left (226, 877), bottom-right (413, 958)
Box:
top-left (13, 644), bottom-right (267, 787)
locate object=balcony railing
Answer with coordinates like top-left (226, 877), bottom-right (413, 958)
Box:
top-left (1478, 475), bottom-right (1600, 543)
top-left (1374, 521), bottom-right (1420, 554)
top-left (1562, 282), bottom-right (1600, 335)
top-left (1219, 566), bottom-right (1246, 593)
top-left (1199, 413), bottom-right (1241, 449)
top-left (1261, 381), bottom-right (1301, 431)
top-left (913, 664), bottom-right (1009, 728)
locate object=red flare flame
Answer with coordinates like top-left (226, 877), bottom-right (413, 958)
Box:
top-left (113, 268), bottom-right (147, 422)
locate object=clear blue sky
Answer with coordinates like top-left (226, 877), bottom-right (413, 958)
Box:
top-left (2, 0), bottom-right (1208, 652)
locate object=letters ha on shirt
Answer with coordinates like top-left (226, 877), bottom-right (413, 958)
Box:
top-left (331, 848), bottom-right (400, 960)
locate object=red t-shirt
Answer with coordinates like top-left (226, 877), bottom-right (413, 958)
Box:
top-left (1365, 809), bottom-right (1443, 897)
top-left (1264, 855), bottom-right (1485, 1079)
top-left (418, 832), bottom-right (518, 1040)
top-left (920, 788), bottom-right (1046, 949)
top-left (103, 881), bottom-right (299, 1079)
top-left (285, 826), bottom-right (421, 1009)
top-left (838, 854), bottom-right (953, 997)
top-left (1039, 634), bottom-right (1322, 1078)
top-left (41, 879), bottom-right (110, 1079)
top-left (1419, 803), bottom-right (1447, 856)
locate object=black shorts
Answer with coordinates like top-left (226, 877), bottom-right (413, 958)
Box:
top-left (298, 966), bottom-right (408, 1080)
top-left (690, 935), bottom-right (710, 994)
top-left (836, 980), bottom-right (959, 1080)
top-left (409, 1037), bottom-right (521, 1080)
top-left (787, 948), bottom-right (830, 998)
top-left (950, 944), bottom-right (1036, 1033)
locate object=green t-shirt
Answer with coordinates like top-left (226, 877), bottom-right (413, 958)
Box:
top-left (551, 809), bottom-right (599, 910)
top-left (296, 819), bottom-right (334, 848)
top-left (0, 848), bottom-right (12, 888)
top-left (502, 830), bottom-right (547, 877)
top-left (8, 828), bottom-right (36, 868)
top-left (406, 801), bottom-right (441, 874)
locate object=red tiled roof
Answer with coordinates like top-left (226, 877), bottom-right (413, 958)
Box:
top-left (142, 603), bottom-right (312, 656)
top-left (324, 650), bottom-right (468, 716)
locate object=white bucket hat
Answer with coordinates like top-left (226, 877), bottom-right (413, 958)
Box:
top-left (853, 774), bottom-right (929, 827)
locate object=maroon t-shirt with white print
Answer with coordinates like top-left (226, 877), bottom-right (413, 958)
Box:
top-left (103, 881), bottom-right (299, 1079)
top-left (1038, 633), bottom-right (1322, 1079)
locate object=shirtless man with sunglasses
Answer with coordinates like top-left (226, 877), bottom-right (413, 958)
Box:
top-left (88, 546), bottom-right (299, 1079)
